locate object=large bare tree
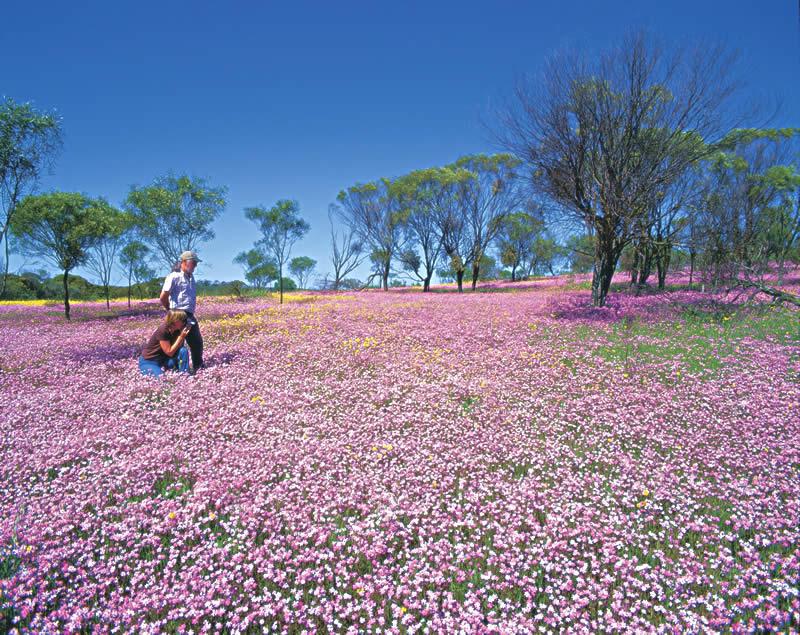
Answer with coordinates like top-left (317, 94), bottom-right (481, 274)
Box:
top-left (498, 32), bottom-right (741, 305)
top-left (327, 205), bottom-right (365, 290)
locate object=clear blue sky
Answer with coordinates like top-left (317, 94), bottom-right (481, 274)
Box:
top-left (4, 0), bottom-right (799, 284)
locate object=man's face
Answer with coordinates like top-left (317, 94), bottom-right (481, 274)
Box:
top-left (181, 259), bottom-right (197, 275)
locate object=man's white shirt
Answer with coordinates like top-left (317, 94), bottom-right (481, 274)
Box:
top-left (162, 271), bottom-right (196, 313)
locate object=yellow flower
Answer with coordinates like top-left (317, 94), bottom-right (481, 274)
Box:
top-left (168, 511), bottom-right (176, 520)
top-left (400, 606), bottom-right (407, 614)
top-left (382, 443), bottom-right (393, 451)
top-left (208, 512), bottom-right (216, 521)
top-left (642, 489), bottom-right (650, 497)
top-left (636, 500), bottom-right (648, 509)
top-left (356, 587), bottom-right (365, 595)
top-left (432, 481), bottom-right (439, 488)
top-left (24, 545), bottom-right (33, 553)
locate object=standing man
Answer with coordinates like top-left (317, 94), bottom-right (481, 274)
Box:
top-left (160, 251), bottom-right (204, 372)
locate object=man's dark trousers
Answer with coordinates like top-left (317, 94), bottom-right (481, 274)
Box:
top-left (185, 311), bottom-right (204, 370)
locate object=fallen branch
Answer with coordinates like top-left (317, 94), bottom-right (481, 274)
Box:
top-left (730, 279), bottom-right (800, 307)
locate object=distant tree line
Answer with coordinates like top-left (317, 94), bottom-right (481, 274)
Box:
top-left (3, 31), bottom-right (798, 313)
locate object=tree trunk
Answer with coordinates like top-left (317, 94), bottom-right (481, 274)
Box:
top-left (637, 246), bottom-right (652, 287)
top-left (689, 251), bottom-right (695, 287)
top-left (105, 285), bottom-right (110, 309)
top-left (630, 248), bottom-right (639, 286)
top-left (655, 245), bottom-right (670, 290)
top-left (456, 269), bottom-right (464, 292)
top-left (511, 264), bottom-right (517, 282)
top-left (591, 231), bottom-right (620, 307)
top-left (471, 263), bottom-right (480, 290)
top-left (423, 275), bottom-right (431, 292)
top-left (63, 270), bottom-right (71, 320)
top-left (279, 264), bottom-right (284, 304)
top-left (382, 261), bottom-right (390, 291)
top-left (0, 235), bottom-right (9, 298)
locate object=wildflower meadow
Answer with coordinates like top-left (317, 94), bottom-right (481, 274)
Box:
top-left (1, 275), bottom-right (799, 634)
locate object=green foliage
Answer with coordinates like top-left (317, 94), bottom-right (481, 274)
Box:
top-left (125, 174), bottom-right (227, 268)
top-left (233, 248), bottom-right (277, 289)
top-left (288, 256), bottom-right (316, 289)
top-left (119, 240), bottom-right (155, 304)
top-left (0, 273), bottom-right (40, 300)
top-left (565, 234), bottom-right (594, 273)
top-left (273, 276), bottom-right (297, 292)
top-left (11, 193), bottom-right (115, 272)
top-left (0, 98), bottom-right (63, 294)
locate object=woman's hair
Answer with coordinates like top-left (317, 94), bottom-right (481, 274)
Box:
top-left (165, 309), bottom-right (187, 328)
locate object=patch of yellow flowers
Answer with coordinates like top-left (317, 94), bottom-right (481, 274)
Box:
top-left (341, 336), bottom-right (379, 353)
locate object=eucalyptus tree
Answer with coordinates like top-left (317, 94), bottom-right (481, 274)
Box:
top-left (0, 98), bottom-right (62, 296)
top-left (696, 130), bottom-right (799, 285)
top-left (85, 207), bottom-right (133, 307)
top-left (528, 234), bottom-right (563, 277)
top-left (289, 256), bottom-right (316, 289)
top-left (499, 32), bottom-right (741, 306)
top-left (11, 193), bottom-right (115, 319)
top-left (328, 205), bottom-right (365, 290)
top-left (391, 169), bottom-right (446, 291)
top-left (119, 240), bottom-right (154, 307)
top-left (125, 174), bottom-right (226, 269)
top-left (336, 179), bottom-right (405, 291)
top-left (233, 248), bottom-right (278, 290)
top-left (454, 154), bottom-right (523, 289)
top-left (244, 199), bottom-right (309, 304)
top-left (628, 171), bottom-right (700, 290)
top-left (496, 210), bottom-right (544, 281)
top-left (427, 165), bottom-right (475, 292)
top-left (761, 166), bottom-right (800, 283)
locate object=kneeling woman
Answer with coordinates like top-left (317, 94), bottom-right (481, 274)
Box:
top-left (139, 310), bottom-right (192, 377)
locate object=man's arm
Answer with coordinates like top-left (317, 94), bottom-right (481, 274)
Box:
top-left (159, 291), bottom-right (170, 310)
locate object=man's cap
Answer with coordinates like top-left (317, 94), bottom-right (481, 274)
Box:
top-left (180, 250), bottom-right (201, 262)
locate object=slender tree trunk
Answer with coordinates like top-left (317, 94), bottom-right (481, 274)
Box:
top-left (63, 270), bottom-right (71, 320)
top-left (105, 284), bottom-right (110, 309)
top-left (423, 275), bottom-right (431, 292)
top-left (689, 251), bottom-right (695, 287)
top-left (656, 245), bottom-right (670, 290)
top-left (382, 261), bottom-right (390, 291)
top-left (279, 263), bottom-right (284, 304)
top-left (456, 269), bottom-right (464, 292)
top-left (0, 235), bottom-right (9, 298)
top-left (471, 263), bottom-right (480, 290)
top-left (511, 264), bottom-right (517, 282)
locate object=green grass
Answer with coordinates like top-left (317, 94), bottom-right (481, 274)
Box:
top-left (592, 304), bottom-right (798, 378)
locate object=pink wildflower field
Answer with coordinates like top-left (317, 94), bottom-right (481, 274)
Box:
top-left (1, 275), bottom-right (799, 633)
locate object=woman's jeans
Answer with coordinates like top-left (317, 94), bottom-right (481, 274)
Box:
top-left (138, 347), bottom-right (189, 377)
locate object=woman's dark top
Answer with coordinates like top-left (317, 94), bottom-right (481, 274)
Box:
top-left (141, 323), bottom-right (179, 363)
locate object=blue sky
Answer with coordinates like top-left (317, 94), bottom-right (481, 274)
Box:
top-left (4, 1), bottom-right (799, 284)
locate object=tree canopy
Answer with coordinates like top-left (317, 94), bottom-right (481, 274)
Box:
top-left (125, 174), bottom-right (227, 270)
top-left (11, 192), bottom-right (117, 318)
